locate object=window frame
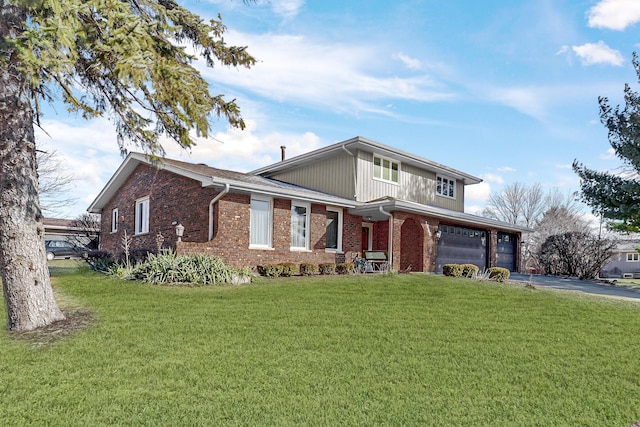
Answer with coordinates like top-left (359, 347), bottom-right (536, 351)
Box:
top-left (627, 252), bottom-right (639, 262)
top-left (134, 197), bottom-right (150, 235)
top-left (111, 208), bottom-right (119, 233)
top-left (373, 154), bottom-right (400, 184)
top-left (290, 200), bottom-right (311, 251)
top-left (436, 175), bottom-right (456, 199)
top-left (249, 195), bottom-right (273, 249)
top-left (325, 207), bottom-right (343, 252)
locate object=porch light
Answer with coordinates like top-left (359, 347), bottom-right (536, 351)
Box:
top-left (175, 223), bottom-right (185, 242)
top-left (481, 236), bottom-right (486, 246)
top-left (436, 230), bottom-right (442, 240)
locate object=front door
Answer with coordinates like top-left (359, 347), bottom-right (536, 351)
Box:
top-left (361, 225), bottom-right (371, 254)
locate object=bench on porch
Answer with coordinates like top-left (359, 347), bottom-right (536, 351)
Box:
top-left (364, 250), bottom-right (389, 272)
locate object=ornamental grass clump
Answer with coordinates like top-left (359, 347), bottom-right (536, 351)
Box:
top-left (132, 252), bottom-right (240, 285)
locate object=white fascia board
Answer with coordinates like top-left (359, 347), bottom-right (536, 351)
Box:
top-left (204, 179), bottom-right (358, 208)
top-left (87, 152), bottom-right (145, 213)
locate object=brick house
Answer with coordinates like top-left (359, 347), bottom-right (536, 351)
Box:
top-left (88, 136), bottom-right (529, 272)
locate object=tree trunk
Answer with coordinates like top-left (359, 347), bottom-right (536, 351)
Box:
top-left (0, 2), bottom-right (65, 331)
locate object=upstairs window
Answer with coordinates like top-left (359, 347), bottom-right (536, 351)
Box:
top-left (436, 175), bottom-right (456, 199)
top-left (111, 208), bottom-right (119, 233)
top-left (373, 155), bottom-right (399, 183)
top-left (627, 253), bottom-right (639, 262)
top-left (134, 197), bottom-right (149, 235)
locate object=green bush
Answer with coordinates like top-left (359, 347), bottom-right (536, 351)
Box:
top-left (336, 262), bottom-right (354, 275)
top-left (300, 263), bottom-right (318, 276)
top-left (132, 252), bottom-right (239, 285)
top-left (257, 264), bottom-right (284, 278)
top-left (462, 264), bottom-right (479, 278)
top-left (488, 267), bottom-right (510, 282)
top-left (319, 263), bottom-right (336, 275)
top-left (443, 264), bottom-right (463, 277)
top-left (279, 263), bottom-right (297, 277)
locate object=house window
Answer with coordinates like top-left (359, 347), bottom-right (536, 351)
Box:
top-left (627, 253), bottom-right (639, 262)
top-left (373, 155), bottom-right (399, 183)
top-left (250, 196), bottom-right (272, 248)
top-left (134, 197), bottom-right (149, 235)
top-left (436, 175), bottom-right (456, 199)
top-left (325, 207), bottom-right (343, 251)
top-left (291, 201), bottom-right (310, 250)
top-left (111, 208), bottom-right (119, 233)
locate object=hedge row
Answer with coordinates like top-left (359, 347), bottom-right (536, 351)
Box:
top-left (257, 262), bottom-right (356, 277)
top-left (442, 264), bottom-right (510, 282)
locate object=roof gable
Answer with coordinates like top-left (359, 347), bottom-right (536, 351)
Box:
top-left (250, 136), bottom-right (483, 185)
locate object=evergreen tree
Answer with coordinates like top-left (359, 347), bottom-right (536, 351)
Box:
top-left (574, 53), bottom-right (640, 232)
top-left (0, 0), bottom-right (255, 331)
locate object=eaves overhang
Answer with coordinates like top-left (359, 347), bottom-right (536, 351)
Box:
top-left (350, 198), bottom-right (533, 233)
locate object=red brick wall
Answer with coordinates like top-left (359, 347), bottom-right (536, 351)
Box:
top-left (100, 165), bottom-right (355, 269)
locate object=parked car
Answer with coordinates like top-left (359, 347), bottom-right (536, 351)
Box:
top-left (45, 240), bottom-right (89, 261)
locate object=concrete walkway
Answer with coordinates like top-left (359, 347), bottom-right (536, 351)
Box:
top-left (509, 272), bottom-right (640, 301)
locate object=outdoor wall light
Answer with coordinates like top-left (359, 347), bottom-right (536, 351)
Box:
top-left (175, 223), bottom-right (185, 242)
top-left (481, 236), bottom-right (486, 246)
top-left (436, 230), bottom-right (442, 240)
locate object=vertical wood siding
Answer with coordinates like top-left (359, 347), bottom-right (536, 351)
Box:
top-left (267, 152), bottom-right (356, 200)
top-left (356, 151), bottom-right (464, 211)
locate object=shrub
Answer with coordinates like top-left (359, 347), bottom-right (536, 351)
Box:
top-left (279, 263), bottom-right (297, 277)
top-left (257, 264), bottom-right (284, 278)
top-left (462, 264), bottom-right (479, 278)
top-left (443, 264), bottom-right (463, 277)
top-left (488, 267), bottom-right (510, 282)
top-left (319, 263), bottom-right (336, 275)
top-left (300, 263), bottom-right (318, 276)
top-left (336, 262), bottom-right (354, 275)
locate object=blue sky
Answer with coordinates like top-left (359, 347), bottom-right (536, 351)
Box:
top-left (38, 0), bottom-right (640, 220)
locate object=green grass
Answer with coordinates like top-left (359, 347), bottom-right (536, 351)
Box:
top-left (2, 266), bottom-right (640, 426)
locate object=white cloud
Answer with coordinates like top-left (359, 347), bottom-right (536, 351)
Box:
top-left (600, 147), bottom-right (616, 159)
top-left (497, 166), bottom-right (516, 172)
top-left (481, 173), bottom-right (504, 184)
top-left (555, 164), bottom-right (573, 170)
top-left (489, 86), bottom-right (548, 120)
top-left (465, 182), bottom-right (491, 203)
top-left (588, 0), bottom-right (640, 30)
top-left (162, 120), bottom-right (322, 172)
top-left (571, 41), bottom-right (624, 66)
top-left (195, 31), bottom-right (454, 116)
top-left (394, 52), bottom-right (423, 71)
top-left (270, 0), bottom-right (305, 19)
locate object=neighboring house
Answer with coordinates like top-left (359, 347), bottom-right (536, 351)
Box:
top-left (88, 136), bottom-right (529, 272)
top-left (600, 240), bottom-right (640, 278)
top-left (44, 217), bottom-right (100, 249)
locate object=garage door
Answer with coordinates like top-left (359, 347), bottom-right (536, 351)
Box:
top-left (496, 232), bottom-right (516, 271)
top-left (437, 225), bottom-right (487, 272)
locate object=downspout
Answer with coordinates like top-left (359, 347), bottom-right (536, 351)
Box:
top-left (378, 206), bottom-right (393, 270)
top-left (341, 144), bottom-right (358, 199)
top-left (209, 183), bottom-right (230, 241)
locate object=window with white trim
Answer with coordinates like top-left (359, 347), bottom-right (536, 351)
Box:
top-left (627, 252), bottom-right (639, 262)
top-left (436, 175), bottom-right (456, 199)
top-left (290, 201), bottom-right (310, 250)
top-left (250, 196), bottom-right (272, 248)
top-left (111, 208), bottom-right (119, 233)
top-left (134, 197), bottom-right (149, 235)
top-left (325, 207), bottom-right (343, 251)
top-left (373, 155), bottom-right (399, 183)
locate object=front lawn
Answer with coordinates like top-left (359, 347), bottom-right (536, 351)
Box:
top-left (1, 266), bottom-right (640, 426)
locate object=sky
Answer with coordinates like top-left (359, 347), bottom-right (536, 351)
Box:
top-left (37, 0), bottom-right (640, 221)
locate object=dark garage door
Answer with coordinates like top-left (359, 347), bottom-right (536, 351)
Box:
top-left (437, 225), bottom-right (487, 272)
top-left (496, 232), bottom-right (516, 271)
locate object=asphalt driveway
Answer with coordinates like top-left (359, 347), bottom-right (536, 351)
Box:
top-left (509, 273), bottom-right (640, 301)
